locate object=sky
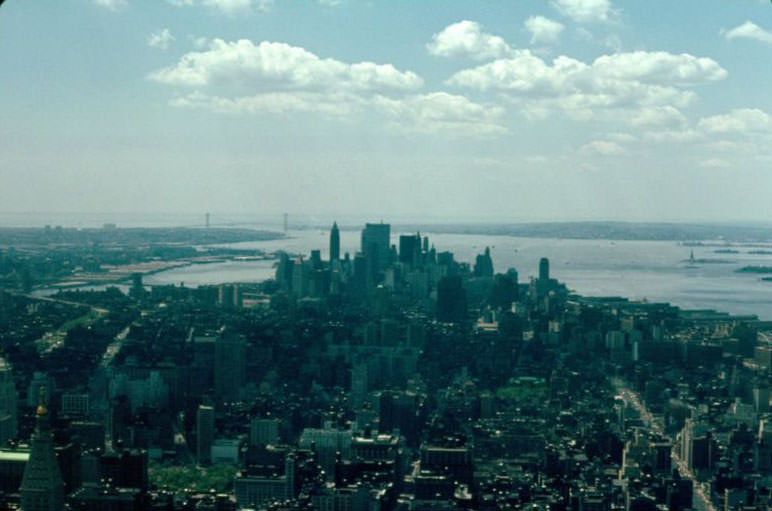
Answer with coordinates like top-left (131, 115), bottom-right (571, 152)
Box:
top-left (1, 0), bottom-right (771, 224)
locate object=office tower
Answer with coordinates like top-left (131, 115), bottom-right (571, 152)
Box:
top-left (399, 234), bottom-right (421, 265)
top-left (539, 257), bottom-right (550, 281)
top-left (489, 273), bottom-right (517, 309)
top-left (507, 267), bottom-right (519, 287)
top-left (205, 212), bottom-right (210, 229)
top-left (275, 253), bottom-right (295, 291)
top-left (436, 275), bottom-right (468, 323)
top-left (310, 249), bottom-right (322, 270)
top-left (20, 389), bottom-right (64, 511)
top-left (291, 257), bottom-right (309, 296)
top-left (361, 222), bottom-right (391, 272)
top-left (283, 213), bottom-right (288, 232)
top-left (97, 448), bottom-right (148, 491)
top-left (218, 284), bottom-right (241, 308)
top-left (474, 247), bottom-right (494, 277)
top-left (0, 358), bottom-right (17, 445)
top-left (407, 323), bottom-right (426, 348)
top-left (351, 253), bottom-right (370, 294)
top-left (329, 222), bottom-right (340, 261)
top-left (196, 405), bottom-right (215, 465)
top-left (250, 417), bottom-right (280, 446)
top-left (214, 332), bottom-right (246, 404)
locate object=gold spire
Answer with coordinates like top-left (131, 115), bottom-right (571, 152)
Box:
top-left (36, 386), bottom-right (47, 417)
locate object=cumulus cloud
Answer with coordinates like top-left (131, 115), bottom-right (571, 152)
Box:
top-left (166, 0), bottom-right (332, 9)
top-left (147, 28), bottom-right (175, 50)
top-left (149, 39), bottom-right (423, 92)
top-left (630, 106), bottom-right (686, 128)
top-left (698, 158), bottom-right (731, 168)
top-left (427, 21), bottom-right (514, 60)
top-left (92, 0), bottom-right (126, 10)
top-left (372, 92), bottom-right (506, 135)
top-left (169, 90), bottom-right (504, 135)
top-left (203, 0), bottom-right (257, 14)
top-left (698, 108), bottom-right (771, 134)
top-left (446, 50), bottom-right (726, 119)
top-left (723, 21), bottom-right (772, 44)
top-left (524, 16), bottom-right (565, 45)
top-left (591, 51), bottom-right (726, 85)
top-left (152, 38), bottom-right (500, 136)
top-left (550, 0), bottom-right (616, 23)
top-left (642, 129), bottom-right (701, 143)
top-left (580, 140), bottom-right (625, 155)
top-left (170, 91), bottom-right (361, 116)
top-left (164, 0), bottom-right (269, 14)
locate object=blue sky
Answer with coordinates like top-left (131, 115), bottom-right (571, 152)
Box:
top-left (1, 0), bottom-right (771, 223)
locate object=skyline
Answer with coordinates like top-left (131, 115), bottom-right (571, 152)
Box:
top-left (1, 0), bottom-right (772, 222)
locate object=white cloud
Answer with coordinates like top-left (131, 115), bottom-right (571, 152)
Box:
top-left (170, 91), bottom-right (360, 116)
top-left (550, 0), bottom-right (615, 23)
top-left (92, 0), bottom-right (126, 10)
top-left (524, 155), bottom-right (550, 164)
top-left (169, 90), bottom-right (504, 136)
top-left (705, 140), bottom-right (756, 153)
top-left (149, 39), bottom-right (423, 92)
top-left (591, 51), bottom-right (726, 85)
top-left (153, 38), bottom-right (501, 136)
top-left (147, 28), bottom-right (175, 50)
top-left (642, 129), bottom-right (701, 143)
top-left (372, 92), bottom-right (505, 135)
top-left (525, 16), bottom-right (565, 45)
top-left (698, 158), bottom-right (731, 168)
top-left (631, 106), bottom-right (686, 128)
top-left (580, 140), bottom-right (625, 155)
top-left (167, 0), bottom-right (332, 9)
top-left (697, 108), bottom-right (771, 134)
top-left (447, 50), bottom-right (726, 119)
top-left (607, 132), bottom-right (635, 142)
top-left (203, 0), bottom-right (256, 14)
top-left (427, 21), bottom-right (514, 60)
top-left (724, 21), bottom-right (772, 44)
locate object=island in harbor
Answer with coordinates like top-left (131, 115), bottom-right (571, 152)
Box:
top-left (736, 266), bottom-right (772, 274)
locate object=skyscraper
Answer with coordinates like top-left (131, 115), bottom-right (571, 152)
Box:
top-left (539, 257), bottom-right (550, 281)
top-left (214, 331), bottom-right (246, 404)
top-left (20, 389), bottom-right (64, 511)
top-left (474, 247), bottom-right (494, 277)
top-left (196, 404), bottom-right (215, 465)
top-left (436, 275), bottom-right (468, 323)
top-left (361, 223), bottom-right (390, 272)
top-left (399, 234), bottom-right (420, 265)
top-left (0, 358), bottom-right (17, 445)
top-left (329, 222), bottom-right (340, 262)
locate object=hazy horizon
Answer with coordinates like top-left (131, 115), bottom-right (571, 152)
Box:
top-left (2, 210), bottom-right (772, 231)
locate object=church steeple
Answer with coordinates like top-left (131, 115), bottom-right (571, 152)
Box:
top-left (20, 386), bottom-right (64, 511)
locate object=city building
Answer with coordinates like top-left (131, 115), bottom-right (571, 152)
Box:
top-left (330, 222), bottom-right (340, 262)
top-left (361, 223), bottom-right (391, 273)
top-left (196, 404), bottom-right (215, 465)
top-left (0, 358), bottom-right (17, 445)
top-left (214, 331), bottom-right (246, 404)
top-left (20, 390), bottom-right (64, 511)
